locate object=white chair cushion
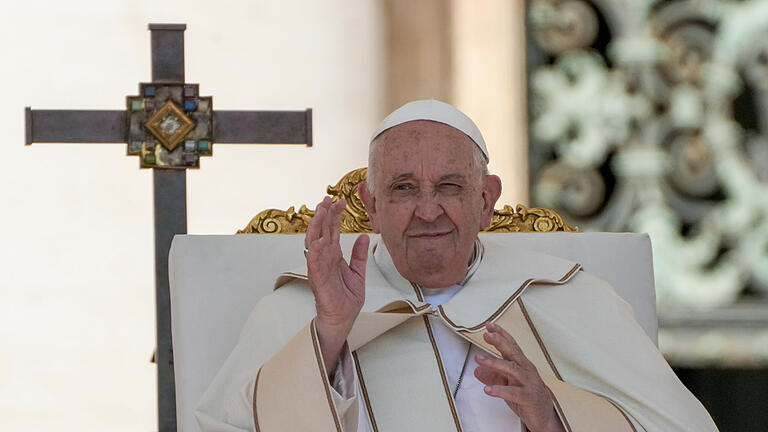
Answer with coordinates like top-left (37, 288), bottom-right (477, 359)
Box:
top-left (169, 232), bottom-right (656, 432)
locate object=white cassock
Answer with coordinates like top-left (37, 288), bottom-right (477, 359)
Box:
top-left (334, 283), bottom-right (523, 431)
top-left (422, 285), bottom-right (522, 432)
top-left (195, 237), bottom-right (719, 432)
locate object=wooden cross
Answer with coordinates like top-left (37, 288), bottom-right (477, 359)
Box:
top-left (24, 23), bottom-right (312, 432)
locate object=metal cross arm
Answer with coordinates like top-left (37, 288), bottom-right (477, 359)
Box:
top-left (23, 23), bottom-right (312, 432)
top-left (25, 26), bottom-right (312, 166)
top-left (25, 106), bottom-right (312, 156)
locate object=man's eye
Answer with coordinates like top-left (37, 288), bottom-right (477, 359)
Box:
top-left (439, 183), bottom-right (462, 193)
top-left (393, 184), bottom-right (414, 191)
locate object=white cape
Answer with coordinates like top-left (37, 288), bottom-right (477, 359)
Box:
top-left (195, 237), bottom-right (718, 432)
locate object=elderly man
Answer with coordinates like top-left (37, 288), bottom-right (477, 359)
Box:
top-left (196, 100), bottom-right (718, 432)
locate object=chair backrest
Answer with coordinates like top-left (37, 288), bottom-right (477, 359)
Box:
top-left (169, 231), bottom-right (657, 432)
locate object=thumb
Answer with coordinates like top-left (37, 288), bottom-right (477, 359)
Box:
top-left (348, 234), bottom-right (370, 277)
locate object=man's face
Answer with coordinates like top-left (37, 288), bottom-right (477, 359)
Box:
top-left (361, 120), bottom-right (501, 288)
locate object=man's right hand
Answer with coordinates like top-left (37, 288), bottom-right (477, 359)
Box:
top-left (305, 196), bottom-right (370, 375)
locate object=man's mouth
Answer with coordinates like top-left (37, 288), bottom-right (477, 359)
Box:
top-left (408, 230), bottom-right (452, 239)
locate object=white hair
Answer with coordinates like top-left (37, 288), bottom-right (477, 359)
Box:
top-left (366, 136), bottom-right (489, 194)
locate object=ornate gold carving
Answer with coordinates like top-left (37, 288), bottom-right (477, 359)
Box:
top-left (237, 205), bottom-right (315, 234)
top-left (326, 168), bottom-right (372, 233)
top-left (237, 168), bottom-right (579, 234)
top-left (485, 204), bottom-right (579, 233)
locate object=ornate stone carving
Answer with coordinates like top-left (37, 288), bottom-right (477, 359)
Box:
top-left (237, 168), bottom-right (579, 234)
top-left (528, 0), bottom-right (768, 307)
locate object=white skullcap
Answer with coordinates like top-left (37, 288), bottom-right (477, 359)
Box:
top-left (370, 99), bottom-right (489, 162)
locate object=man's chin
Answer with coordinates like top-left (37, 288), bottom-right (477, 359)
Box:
top-left (405, 258), bottom-right (465, 288)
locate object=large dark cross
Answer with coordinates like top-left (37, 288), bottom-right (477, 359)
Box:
top-left (25, 23), bottom-right (312, 432)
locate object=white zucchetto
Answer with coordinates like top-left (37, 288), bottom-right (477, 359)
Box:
top-left (370, 99), bottom-right (489, 162)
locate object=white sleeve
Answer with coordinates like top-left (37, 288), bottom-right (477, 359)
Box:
top-left (329, 345), bottom-right (361, 431)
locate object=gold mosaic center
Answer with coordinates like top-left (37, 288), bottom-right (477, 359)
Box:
top-left (145, 101), bottom-right (195, 151)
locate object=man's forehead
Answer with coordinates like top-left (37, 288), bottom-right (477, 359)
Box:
top-left (375, 123), bottom-right (478, 176)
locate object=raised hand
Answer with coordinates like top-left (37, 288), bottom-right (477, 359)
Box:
top-left (474, 322), bottom-right (566, 432)
top-left (305, 196), bottom-right (370, 374)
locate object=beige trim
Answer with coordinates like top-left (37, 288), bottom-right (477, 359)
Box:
top-left (351, 351), bottom-right (380, 432)
top-left (422, 315), bottom-right (463, 432)
top-left (517, 302), bottom-right (637, 432)
top-left (435, 278), bottom-right (530, 331)
top-left (546, 385), bottom-right (573, 432)
top-left (411, 281), bottom-right (424, 301)
top-left (542, 377), bottom-right (636, 432)
top-left (518, 300), bottom-right (563, 380)
top-left (347, 310), bottom-right (422, 352)
top-left (310, 319), bottom-right (343, 432)
top-left (438, 264), bottom-right (582, 332)
top-left (282, 271), bottom-right (307, 279)
top-left (400, 298), bottom-right (432, 313)
top-left (254, 321), bottom-right (342, 432)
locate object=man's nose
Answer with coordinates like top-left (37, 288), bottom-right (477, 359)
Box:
top-left (414, 192), bottom-right (445, 222)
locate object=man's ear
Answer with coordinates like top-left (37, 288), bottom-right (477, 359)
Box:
top-left (480, 175), bottom-right (502, 229)
top-left (359, 181), bottom-right (381, 233)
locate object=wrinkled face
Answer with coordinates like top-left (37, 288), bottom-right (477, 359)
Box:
top-left (361, 120), bottom-right (501, 288)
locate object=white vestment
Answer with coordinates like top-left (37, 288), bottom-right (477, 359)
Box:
top-left (421, 285), bottom-right (523, 432)
top-left (195, 237), bottom-right (719, 432)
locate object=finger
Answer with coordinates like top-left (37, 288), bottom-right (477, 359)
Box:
top-left (484, 324), bottom-right (526, 363)
top-left (483, 331), bottom-right (520, 362)
top-left (330, 199), bottom-right (345, 245)
top-left (306, 205), bottom-right (327, 249)
top-left (308, 235), bottom-right (330, 255)
top-left (474, 364), bottom-right (518, 387)
top-left (306, 197), bottom-right (331, 248)
top-left (347, 234), bottom-right (370, 277)
top-left (475, 354), bottom-right (525, 381)
top-left (320, 199), bottom-right (332, 243)
top-left (484, 384), bottom-right (525, 403)
top-left (486, 322), bottom-right (518, 347)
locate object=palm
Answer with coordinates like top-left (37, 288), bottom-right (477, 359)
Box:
top-left (305, 197), bottom-right (370, 350)
top-left (308, 231), bottom-right (366, 327)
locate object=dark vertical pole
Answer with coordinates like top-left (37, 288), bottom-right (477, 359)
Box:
top-left (150, 24), bottom-right (186, 83)
top-left (153, 170), bottom-right (185, 432)
top-left (149, 23), bottom-right (187, 432)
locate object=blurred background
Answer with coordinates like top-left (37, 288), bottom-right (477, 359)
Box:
top-left (1, 0), bottom-right (766, 431)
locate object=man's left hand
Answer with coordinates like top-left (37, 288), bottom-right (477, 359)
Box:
top-left (474, 322), bottom-right (566, 432)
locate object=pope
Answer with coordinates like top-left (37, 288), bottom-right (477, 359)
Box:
top-left (196, 100), bottom-right (719, 432)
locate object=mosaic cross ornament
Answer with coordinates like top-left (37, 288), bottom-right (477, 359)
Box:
top-left (24, 24), bottom-right (312, 432)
